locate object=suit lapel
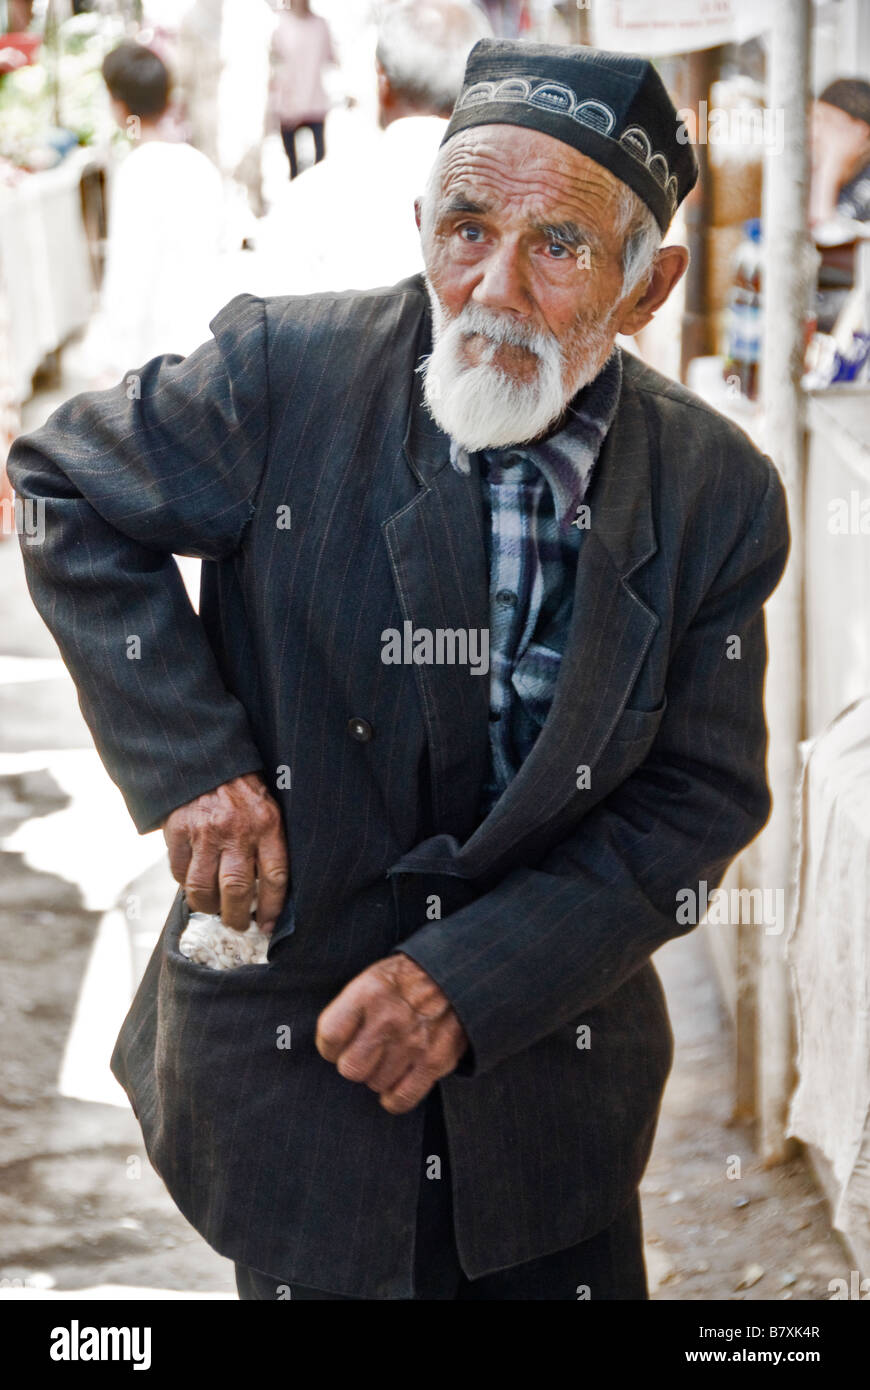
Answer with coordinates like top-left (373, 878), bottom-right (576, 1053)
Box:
top-left (386, 334), bottom-right (659, 875)
top-left (382, 329), bottom-right (490, 839)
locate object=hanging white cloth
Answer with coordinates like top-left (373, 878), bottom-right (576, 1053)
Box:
top-left (787, 695), bottom-right (870, 1239)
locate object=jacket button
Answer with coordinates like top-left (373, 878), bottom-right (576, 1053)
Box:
top-left (347, 716), bottom-right (373, 742)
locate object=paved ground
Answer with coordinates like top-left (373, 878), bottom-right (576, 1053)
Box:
top-left (643, 936), bottom-right (851, 1301)
top-left (0, 533), bottom-right (237, 1298)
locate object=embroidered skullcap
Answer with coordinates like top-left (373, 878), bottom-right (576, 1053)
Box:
top-left (442, 40), bottom-right (699, 233)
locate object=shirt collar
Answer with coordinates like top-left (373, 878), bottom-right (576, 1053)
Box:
top-left (449, 346), bottom-right (623, 533)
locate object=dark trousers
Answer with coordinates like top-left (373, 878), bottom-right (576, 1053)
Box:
top-left (234, 1086), bottom-right (649, 1300)
top-left (280, 120), bottom-right (326, 180)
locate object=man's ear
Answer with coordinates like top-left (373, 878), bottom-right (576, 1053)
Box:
top-left (414, 197), bottom-right (422, 232)
top-left (614, 245), bottom-right (689, 337)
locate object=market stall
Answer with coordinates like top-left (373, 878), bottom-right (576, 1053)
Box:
top-left (0, 8), bottom-right (123, 412)
top-left (0, 145), bottom-right (97, 400)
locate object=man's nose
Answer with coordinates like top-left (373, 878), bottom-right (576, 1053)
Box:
top-left (470, 241), bottom-right (530, 316)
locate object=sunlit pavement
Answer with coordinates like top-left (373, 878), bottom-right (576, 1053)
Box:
top-left (0, 530), bottom-right (237, 1299)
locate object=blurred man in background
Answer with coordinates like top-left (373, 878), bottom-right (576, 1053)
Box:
top-left (256, 0), bottom-right (492, 294)
top-left (808, 77), bottom-right (870, 333)
top-left (809, 78), bottom-right (870, 230)
top-left (270, 0), bottom-right (337, 180)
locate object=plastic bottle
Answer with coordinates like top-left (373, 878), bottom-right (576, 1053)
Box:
top-left (723, 218), bottom-right (762, 400)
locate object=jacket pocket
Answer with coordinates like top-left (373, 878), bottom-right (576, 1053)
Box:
top-left (609, 696), bottom-right (667, 744)
top-left (167, 889), bottom-right (276, 981)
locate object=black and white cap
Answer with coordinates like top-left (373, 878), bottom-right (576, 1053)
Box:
top-left (442, 40), bottom-right (699, 234)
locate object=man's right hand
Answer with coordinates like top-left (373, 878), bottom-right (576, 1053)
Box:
top-left (162, 772), bottom-right (289, 933)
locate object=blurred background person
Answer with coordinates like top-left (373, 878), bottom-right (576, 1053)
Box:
top-left (72, 39), bottom-right (225, 383)
top-left (808, 78), bottom-right (870, 334)
top-left (256, 0), bottom-right (492, 295)
top-left (809, 78), bottom-right (870, 230)
top-left (270, 0), bottom-right (337, 181)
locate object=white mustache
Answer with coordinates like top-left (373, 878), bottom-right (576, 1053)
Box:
top-left (419, 290), bottom-right (569, 451)
top-left (452, 304), bottom-right (557, 361)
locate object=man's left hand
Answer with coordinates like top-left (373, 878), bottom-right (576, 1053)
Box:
top-left (315, 955), bottom-right (468, 1114)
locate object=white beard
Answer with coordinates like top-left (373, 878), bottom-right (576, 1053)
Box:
top-left (419, 283), bottom-right (616, 452)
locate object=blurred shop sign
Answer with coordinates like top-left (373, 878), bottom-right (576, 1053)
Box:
top-left (590, 0), bottom-right (775, 55)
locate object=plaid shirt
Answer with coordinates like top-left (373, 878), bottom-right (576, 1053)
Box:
top-left (450, 347), bottom-right (623, 816)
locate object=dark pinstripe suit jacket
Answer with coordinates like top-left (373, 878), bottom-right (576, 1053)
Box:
top-left (8, 275), bottom-right (789, 1297)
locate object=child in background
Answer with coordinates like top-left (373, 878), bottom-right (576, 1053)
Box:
top-left (80, 40), bottom-right (225, 382)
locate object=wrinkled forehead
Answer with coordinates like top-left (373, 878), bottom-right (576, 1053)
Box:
top-left (434, 124), bottom-right (626, 237)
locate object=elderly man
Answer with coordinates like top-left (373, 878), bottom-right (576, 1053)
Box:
top-left (9, 41), bottom-right (789, 1301)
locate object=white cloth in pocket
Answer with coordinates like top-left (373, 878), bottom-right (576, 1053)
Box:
top-left (178, 912), bottom-right (271, 969)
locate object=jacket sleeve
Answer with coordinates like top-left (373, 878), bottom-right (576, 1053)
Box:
top-left (7, 293), bottom-right (270, 834)
top-left (397, 461), bottom-right (790, 1077)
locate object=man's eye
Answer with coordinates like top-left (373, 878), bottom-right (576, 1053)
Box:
top-left (459, 224), bottom-right (484, 242)
top-left (547, 242), bottom-right (570, 259)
